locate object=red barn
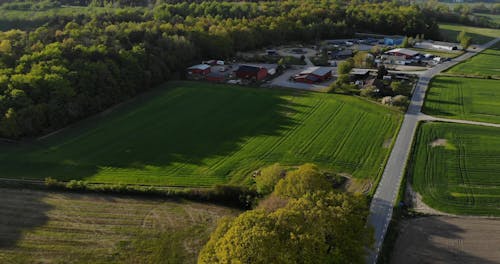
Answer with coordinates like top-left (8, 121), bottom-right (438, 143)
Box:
top-left (235, 65), bottom-right (268, 81)
top-left (293, 67), bottom-right (332, 84)
top-left (186, 64), bottom-right (211, 76)
top-left (206, 72), bottom-right (225, 83)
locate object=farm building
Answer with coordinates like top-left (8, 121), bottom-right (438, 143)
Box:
top-left (186, 64), bottom-right (211, 76)
top-left (235, 65), bottom-right (268, 81)
top-left (384, 37), bottom-right (404, 46)
top-left (293, 67), bottom-right (332, 84)
top-left (350, 68), bottom-right (371, 79)
top-left (206, 72), bottom-right (226, 83)
top-left (414, 41), bottom-right (460, 51)
top-left (381, 55), bottom-right (411, 65)
top-left (384, 48), bottom-right (420, 59)
top-left (203, 60), bottom-right (224, 66)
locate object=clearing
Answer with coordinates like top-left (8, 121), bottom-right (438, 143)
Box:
top-left (0, 188), bottom-right (238, 263)
top-left (445, 42), bottom-right (500, 78)
top-left (439, 23), bottom-right (500, 44)
top-left (0, 81), bottom-right (401, 187)
top-left (423, 76), bottom-right (500, 124)
top-left (410, 122), bottom-right (500, 216)
top-left (391, 216), bottom-right (500, 264)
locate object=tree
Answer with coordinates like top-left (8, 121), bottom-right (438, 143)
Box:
top-left (198, 191), bottom-right (373, 264)
top-left (391, 81), bottom-right (411, 96)
top-left (255, 163), bottom-right (284, 195)
top-left (401, 36), bottom-right (409, 48)
top-left (376, 65), bottom-right (388, 79)
top-left (273, 163), bottom-right (332, 199)
top-left (353, 51), bottom-right (373, 68)
top-left (337, 58), bottom-right (354, 75)
top-left (457, 30), bottom-right (471, 49)
top-left (360, 85), bottom-right (377, 98)
top-left (392, 95), bottom-right (408, 106)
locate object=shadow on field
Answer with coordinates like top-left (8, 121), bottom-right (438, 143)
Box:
top-left (0, 188), bottom-right (52, 248)
top-left (391, 216), bottom-right (499, 264)
top-left (0, 82), bottom-right (309, 182)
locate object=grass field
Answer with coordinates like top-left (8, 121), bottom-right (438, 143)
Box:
top-left (0, 188), bottom-right (237, 263)
top-left (423, 76), bottom-right (500, 124)
top-left (0, 82), bottom-right (401, 187)
top-left (410, 122), bottom-right (500, 216)
top-left (445, 42), bottom-right (500, 77)
top-left (439, 23), bottom-right (500, 44)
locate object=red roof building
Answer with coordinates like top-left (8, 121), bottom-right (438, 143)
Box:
top-left (235, 65), bottom-right (268, 81)
top-left (186, 64), bottom-right (211, 76)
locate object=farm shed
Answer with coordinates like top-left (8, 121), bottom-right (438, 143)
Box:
top-left (235, 65), bottom-right (268, 81)
top-left (350, 68), bottom-right (371, 79)
top-left (294, 67), bottom-right (332, 84)
top-left (332, 49), bottom-right (353, 59)
top-left (385, 48), bottom-right (419, 59)
top-left (415, 41), bottom-right (460, 51)
top-left (186, 64), bottom-right (211, 75)
top-left (206, 72), bottom-right (226, 83)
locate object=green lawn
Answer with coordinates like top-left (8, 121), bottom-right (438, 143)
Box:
top-left (446, 42), bottom-right (500, 78)
top-left (0, 81), bottom-right (401, 187)
top-left (0, 188), bottom-right (237, 263)
top-left (439, 23), bottom-right (500, 44)
top-left (423, 76), bottom-right (500, 124)
top-left (411, 122), bottom-right (500, 216)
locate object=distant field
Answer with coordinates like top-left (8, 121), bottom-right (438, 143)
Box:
top-left (439, 23), bottom-right (500, 44)
top-left (0, 188), bottom-right (237, 263)
top-left (475, 13), bottom-right (500, 25)
top-left (423, 76), bottom-right (500, 124)
top-left (446, 42), bottom-right (500, 77)
top-left (411, 122), bottom-right (500, 216)
top-left (0, 82), bottom-right (401, 187)
top-left (391, 216), bottom-right (500, 264)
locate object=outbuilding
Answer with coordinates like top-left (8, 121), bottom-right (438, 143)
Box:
top-left (235, 65), bottom-right (268, 81)
top-left (186, 64), bottom-right (211, 76)
top-left (384, 37), bottom-right (404, 46)
top-left (384, 48), bottom-right (419, 59)
top-left (206, 72), bottom-right (226, 83)
top-left (293, 67), bottom-right (332, 83)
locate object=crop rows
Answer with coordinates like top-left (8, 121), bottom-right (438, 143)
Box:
top-left (411, 122), bottom-right (500, 216)
top-left (0, 82), bottom-right (401, 187)
top-left (0, 188), bottom-right (236, 263)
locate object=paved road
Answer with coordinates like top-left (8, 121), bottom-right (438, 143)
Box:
top-left (366, 38), bottom-right (500, 264)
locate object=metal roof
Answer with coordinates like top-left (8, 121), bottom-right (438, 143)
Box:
top-left (300, 67), bottom-right (332, 76)
top-left (187, 64), bottom-right (211, 70)
top-left (386, 48), bottom-right (419, 57)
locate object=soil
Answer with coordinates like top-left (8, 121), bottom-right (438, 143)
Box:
top-left (391, 216), bottom-right (500, 264)
top-left (430, 138), bottom-right (448, 147)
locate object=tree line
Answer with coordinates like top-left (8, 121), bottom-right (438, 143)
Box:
top-left (0, 1), bottom-right (440, 138)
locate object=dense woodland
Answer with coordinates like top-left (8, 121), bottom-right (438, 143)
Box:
top-left (0, 0), bottom-right (469, 138)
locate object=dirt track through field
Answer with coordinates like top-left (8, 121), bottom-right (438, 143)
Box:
top-left (391, 216), bottom-right (500, 264)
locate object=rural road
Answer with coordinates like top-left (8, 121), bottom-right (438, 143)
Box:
top-left (367, 37), bottom-right (500, 264)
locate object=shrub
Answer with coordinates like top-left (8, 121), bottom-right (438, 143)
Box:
top-left (254, 163), bottom-right (284, 195)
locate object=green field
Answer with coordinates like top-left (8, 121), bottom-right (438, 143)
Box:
top-left (439, 23), bottom-right (500, 44)
top-left (0, 188), bottom-right (237, 263)
top-left (411, 122), bottom-right (500, 216)
top-left (446, 42), bottom-right (500, 77)
top-left (0, 82), bottom-right (401, 187)
top-left (423, 76), bottom-right (500, 124)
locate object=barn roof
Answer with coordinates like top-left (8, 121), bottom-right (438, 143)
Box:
top-left (187, 64), bottom-right (211, 70)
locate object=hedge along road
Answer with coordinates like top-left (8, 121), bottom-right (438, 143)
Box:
top-left (367, 37), bottom-right (500, 264)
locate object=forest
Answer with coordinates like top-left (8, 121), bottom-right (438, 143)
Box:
top-left (0, 0), bottom-right (442, 138)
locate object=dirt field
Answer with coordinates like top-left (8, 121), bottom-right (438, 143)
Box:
top-left (391, 216), bottom-right (500, 264)
top-left (0, 188), bottom-right (238, 263)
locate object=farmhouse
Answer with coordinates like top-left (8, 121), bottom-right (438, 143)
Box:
top-left (384, 48), bottom-right (419, 59)
top-left (293, 67), bottom-right (332, 83)
top-left (235, 65), bottom-right (268, 81)
top-left (186, 64), bottom-right (211, 76)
